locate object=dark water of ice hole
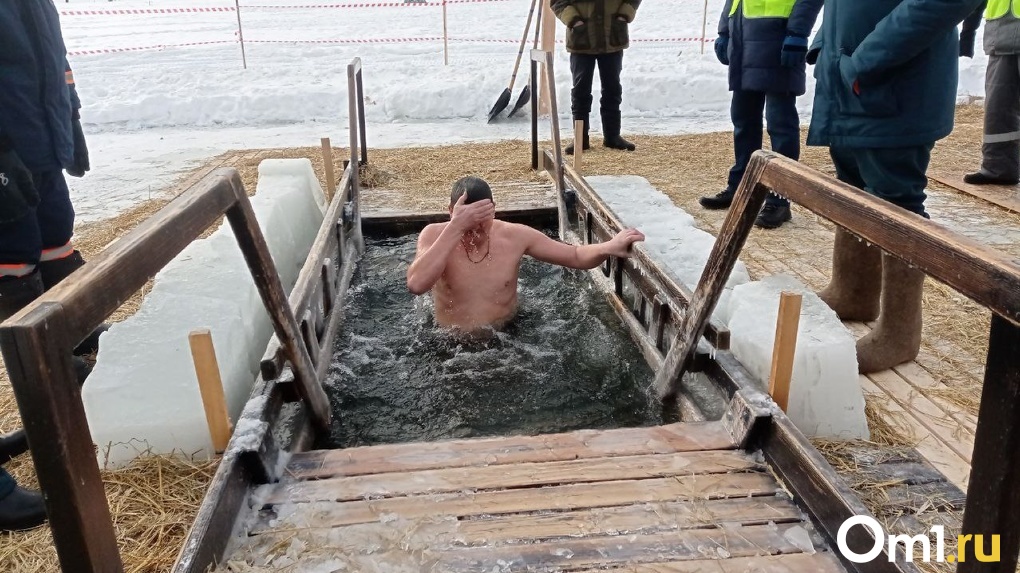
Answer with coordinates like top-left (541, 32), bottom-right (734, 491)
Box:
top-left (320, 231), bottom-right (666, 449)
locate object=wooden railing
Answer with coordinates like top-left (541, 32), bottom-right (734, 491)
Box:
top-left (655, 150), bottom-right (1020, 573)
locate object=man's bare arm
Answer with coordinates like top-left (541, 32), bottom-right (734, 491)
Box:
top-left (521, 224), bottom-right (645, 269)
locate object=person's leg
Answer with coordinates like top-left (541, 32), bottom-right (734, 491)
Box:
top-left (567, 53), bottom-right (597, 155)
top-left (853, 144), bottom-right (933, 372)
top-left (597, 51), bottom-right (634, 151)
top-left (817, 147), bottom-right (883, 321)
top-left (700, 90), bottom-right (766, 209)
top-left (754, 93), bottom-right (799, 228)
top-left (968, 54), bottom-right (1020, 184)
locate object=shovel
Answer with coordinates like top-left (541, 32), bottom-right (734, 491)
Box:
top-left (487, 0), bottom-right (540, 123)
top-left (508, 0), bottom-right (542, 118)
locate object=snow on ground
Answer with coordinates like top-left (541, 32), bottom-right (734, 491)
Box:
top-left (60, 0), bottom-right (988, 222)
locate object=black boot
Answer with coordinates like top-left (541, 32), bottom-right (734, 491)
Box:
top-left (699, 188), bottom-right (735, 210)
top-left (601, 110), bottom-right (635, 151)
top-left (0, 483), bottom-right (47, 531)
top-left (38, 250), bottom-right (108, 355)
top-left (565, 117), bottom-right (590, 156)
top-left (963, 171), bottom-right (1019, 186)
top-left (754, 203), bottom-right (792, 229)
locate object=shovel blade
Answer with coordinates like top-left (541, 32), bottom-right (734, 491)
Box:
top-left (507, 85), bottom-right (531, 118)
top-left (487, 88), bottom-right (512, 123)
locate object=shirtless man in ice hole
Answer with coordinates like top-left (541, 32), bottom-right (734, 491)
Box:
top-left (407, 176), bottom-right (645, 334)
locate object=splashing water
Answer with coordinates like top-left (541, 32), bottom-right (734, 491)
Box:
top-left (320, 232), bottom-right (664, 448)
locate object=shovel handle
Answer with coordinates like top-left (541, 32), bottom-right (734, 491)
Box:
top-left (508, 0), bottom-right (541, 90)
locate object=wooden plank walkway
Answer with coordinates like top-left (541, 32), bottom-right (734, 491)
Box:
top-left (929, 169), bottom-right (1020, 215)
top-left (219, 422), bottom-right (846, 572)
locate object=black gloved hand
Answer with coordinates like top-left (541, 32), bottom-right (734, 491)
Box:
top-left (67, 110), bottom-right (90, 178)
top-left (714, 35), bottom-right (730, 65)
top-left (0, 140), bottom-right (39, 224)
top-left (960, 30), bottom-right (976, 58)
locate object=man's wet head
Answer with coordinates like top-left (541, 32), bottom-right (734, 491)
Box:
top-left (450, 176), bottom-right (495, 232)
top-left (450, 176), bottom-right (494, 207)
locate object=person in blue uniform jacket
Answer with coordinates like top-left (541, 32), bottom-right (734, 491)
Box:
top-left (808, 0), bottom-right (982, 373)
top-left (0, 0), bottom-right (94, 530)
top-left (699, 0), bottom-right (824, 229)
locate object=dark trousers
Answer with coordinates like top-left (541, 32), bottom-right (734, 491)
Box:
top-left (981, 53), bottom-right (1020, 179)
top-left (728, 90), bottom-right (800, 207)
top-left (830, 145), bottom-right (934, 218)
top-left (570, 51), bottom-right (624, 120)
top-left (0, 170), bottom-right (75, 266)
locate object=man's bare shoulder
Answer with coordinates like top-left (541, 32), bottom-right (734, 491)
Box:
top-left (493, 220), bottom-right (542, 239)
top-left (418, 222), bottom-right (448, 244)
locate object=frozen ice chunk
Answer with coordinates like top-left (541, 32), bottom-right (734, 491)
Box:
top-left (727, 275), bottom-right (869, 440)
top-left (83, 159), bottom-right (327, 467)
top-left (586, 175), bottom-right (750, 322)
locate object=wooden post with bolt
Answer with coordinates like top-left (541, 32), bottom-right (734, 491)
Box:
top-left (189, 329), bottom-right (233, 454)
top-left (767, 291), bottom-right (802, 412)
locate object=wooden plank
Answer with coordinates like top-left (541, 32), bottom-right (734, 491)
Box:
top-left (254, 495), bottom-right (803, 541)
top-left (654, 158), bottom-right (771, 400)
top-left (450, 496), bottom-right (804, 544)
top-left (930, 171), bottom-right (1020, 215)
top-left (960, 314), bottom-right (1020, 573)
top-left (0, 306), bottom-right (123, 572)
top-left (573, 119), bottom-right (583, 171)
top-left (571, 553), bottom-right (847, 573)
top-left (768, 291), bottom-right (802, 412)
top-left (858, 376), bottom-right (970, 489)
top-left (287, 421), bottom-right (735, 479)
top-left (432, 523), bottom-right (817, 572)
top-left (264, 450), bottom-right (761, 505)
top-left (254, 473), bottom-right (782, 529)
top-left (866, 369), bottom-right (974, 463)
top-left (762, 416), bottom-right (921, 573)
top-left (188, 329), bottom-right (232, 454)
top-left (758, 151), bottom-right (1020, 325)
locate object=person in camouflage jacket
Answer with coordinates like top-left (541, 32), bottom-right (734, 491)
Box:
top-left (551, 0), bottom-right (641, 153)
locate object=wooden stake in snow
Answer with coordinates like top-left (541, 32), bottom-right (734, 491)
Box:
top-left (573, 120), bottom-right (584, 172)
top-left (189, 329), bottom-right (232, 454)
top-left (539, 1), bottom-right (556, 115)
top-left (442, 0), bottom-right (450, 65)
top-left (320, 137), bottom-right (337, 202)
top-left (767, 291), bottom-right (802, 412)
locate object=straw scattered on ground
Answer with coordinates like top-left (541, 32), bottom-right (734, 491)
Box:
top-left (0, 104), bottom-right (1012, 571)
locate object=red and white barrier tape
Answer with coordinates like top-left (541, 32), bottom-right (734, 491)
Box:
top-left (67, 40), bottom-right (235, 57)
top-left (60, 7), bottom-right (236, 16)
top-left (66, 35), bottom-right (712, 56)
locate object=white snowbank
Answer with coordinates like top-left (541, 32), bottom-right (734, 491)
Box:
top-left (83, 159), bottom-right (327, 467)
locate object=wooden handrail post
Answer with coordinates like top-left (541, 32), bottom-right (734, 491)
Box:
top-left (959, 314), bottom-right (1020, 573)
top-left (573, 119), bottom-right (583, 172)
top-left (767, 292), bottom-right (802, 412)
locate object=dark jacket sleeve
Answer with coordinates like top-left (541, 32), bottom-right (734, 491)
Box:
top-left (851, 0), bottom-right (986, 78)
top-left (718, 0), bottom-right (735, 36)
top-left (961, 0), bottom-right (986, 34)
top-left (786, 0), bottom-right (824, 37)
top-left (66, 60), bottom-right (81, 114)
top-left (618, 0), bottom-right (641, 22)
top-left (550, 0), bottom-right (581, 26)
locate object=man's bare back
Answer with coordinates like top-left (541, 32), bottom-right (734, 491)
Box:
top-left (407, 177), bottom-right (645, 334)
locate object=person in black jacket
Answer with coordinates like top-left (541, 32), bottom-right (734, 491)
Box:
top-left (699, 0), bottom-right (823, 229)
top-left (0, 0), bottom-right (94, 531)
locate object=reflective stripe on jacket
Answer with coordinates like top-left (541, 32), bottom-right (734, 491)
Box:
top-left (729, 0), bottom-right (798, 19)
